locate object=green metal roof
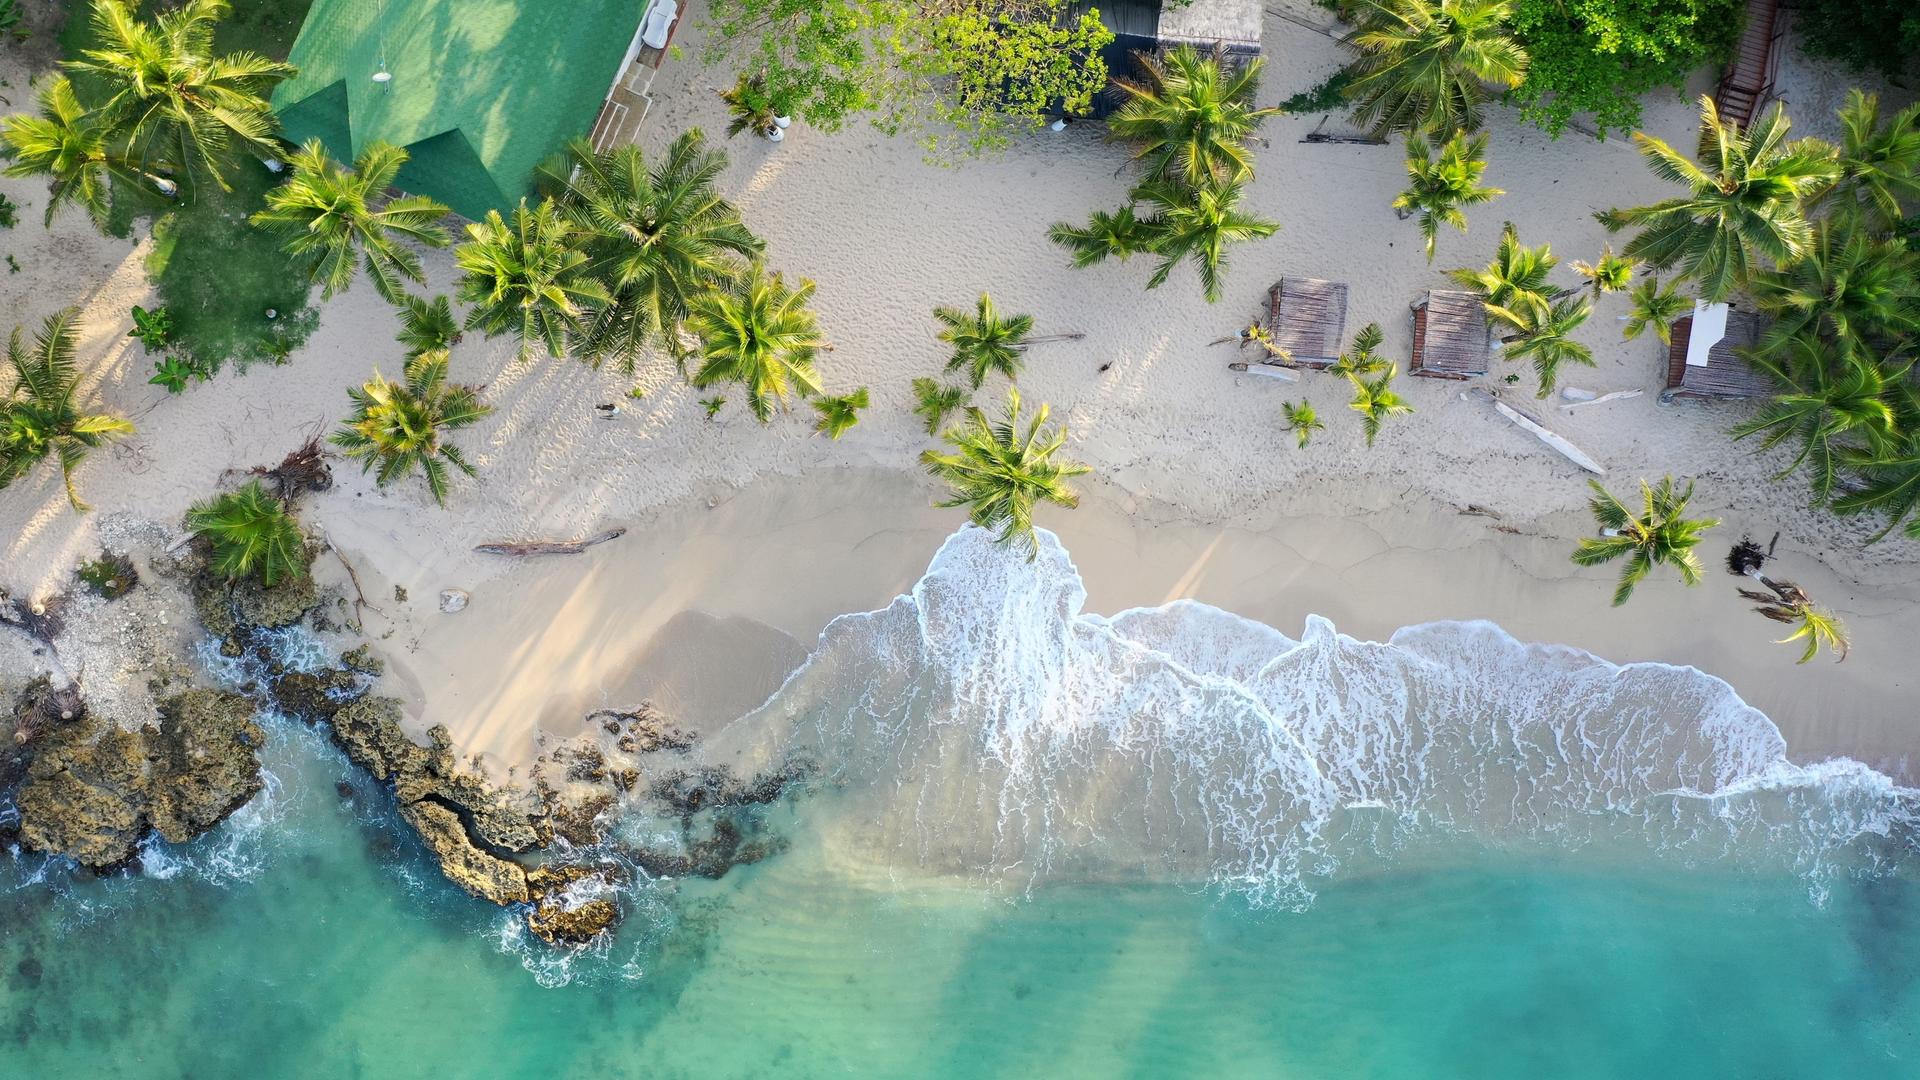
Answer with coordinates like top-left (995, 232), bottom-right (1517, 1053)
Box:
top-left (271, 0), bottom-right (644, 220)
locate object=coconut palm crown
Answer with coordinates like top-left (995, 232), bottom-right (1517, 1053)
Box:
top-left (252, 140), bottom-right (452, 303)
top-left (0, 308), bottom-right (134, 511)
top-left (1108, 45), bottom-right (1278, 185)
top-left (1570, 476), bottom-right (1719, 606)
top-left (541, 130), bottom-right (763, 371)
top-left (1596, 97), bottom-right (1840, 303)
top-left (1343, 0), bottom-right (1528, 137)
top-left (330, 350), bottom-right (491, 506)
top-left (935, 294), bottom-right (1035, 389)
top-left (65, 0), bottom-right (294, 191)
top-left (922, 387), bottom-right (1090, 559)
top-left (686, 264), bottom-right (828, 422)
top-left (185, 480), bottom-right (305, 586)
top-left (1733, 335), bottom-right (1903, 505)
top-left (0, 76), bottom-right (129, 227)
top-left (454, 199), bottom-right (611, 361)
top-left (1393, 131), bottom-right (1503, 262)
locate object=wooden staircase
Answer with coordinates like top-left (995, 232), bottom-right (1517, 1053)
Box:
top-left (1715, 0), bottom-right (1785, 127)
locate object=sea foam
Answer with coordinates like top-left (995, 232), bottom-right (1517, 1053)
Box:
top-left (712, 526), bottom-right (1920, 906)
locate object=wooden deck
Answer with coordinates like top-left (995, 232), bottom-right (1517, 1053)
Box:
top-left (1409, 290), bottom-right (1496, 379)
top-left (1716, 0), bottom-right (1783, 128)
top-left (587, 4), bottom-right (682, 153)
top-left (1262, 277), bottom-right (1349, 367)
top-left (1664, 311), bottom-right (1776, 399)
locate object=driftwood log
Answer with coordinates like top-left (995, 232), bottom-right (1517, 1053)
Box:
top-left (474, 528), bottom-right (627, 557)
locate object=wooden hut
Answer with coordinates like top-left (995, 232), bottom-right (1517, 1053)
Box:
top-left (1409, 290), bottom-right (1496, 379)
top-left (1663, 309), bottom-right (1776, 400)
top-left (1262, 277), bottom-right (1349, 368)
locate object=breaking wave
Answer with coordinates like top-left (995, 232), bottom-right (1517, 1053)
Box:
top-left (709, 526), bottom-right (1920, 907)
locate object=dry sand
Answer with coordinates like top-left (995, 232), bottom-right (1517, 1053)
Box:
top-left (2, 6), bottom-right (1915, 778)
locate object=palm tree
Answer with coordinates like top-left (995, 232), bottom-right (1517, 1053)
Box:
top-left (1824, 89), bottom-right (1920, 228)
top-left (329, 351), bottom-right (490, 506)
top-left (1734, 336), bottom-right (1902, 504)
top-left (1393, 131), bottom-right (1503, 262)
top-left (1832, 430), bottom-right (1920, 541)
top-left (0, 75), bottom-right (155, 227)
top-left (454, 199), bottom-right (611, 361)
top-left (1047, 206), bottom-right (1153, 268)
top-left (1621, 274), bottom-right (1690, 345)
top-left (251, 140), bottom-right (452, 303)
top-left (1343, 0), bottom-right (1529, 137)
top-left (540, 132), bottom-right (763, 371)
top-left (1135, 177), bottom-right (1279, 302)
top-left (686, 264), bottom-right (827, 422)
top-left (1571, 245), bottom-right (1635, 297)
top-left (394, 293), bottom-right (462, 358)
top-left (66, 0), bottom-right (294, 191)
top-left (921, 387), bottom-right (1090, 559)
top-left (1108, 45), bottom-right (1279, 185)
top-left (1596, 97), bottom-right (1839, 302)
top-left (0, 308), bottom-right (134, 511)
top-left (1503, 295), bottom-right (1595, 397)
top-left (1282, 400), bottom-right (1324, 447)
top-left (1746, 222), bottom-right (1920, 356)
top-left (811, 387), bottom-right (868, 440)
top-left (1448, 222), bottom-right (1557, 328)
top-left (1570, 476), bottom-right (1719, 606)
top-left (1737, 577), bottom-right (1849, 663)
top-left (912, 377), bottom-right (969, 435)
top-left (1328, 322), bottom-right (1390, 378)
top-left (185, 480), bottom-right (305, 586)
top-left (934, 294), bottom-right (1079, 389)
top-left (1347, 365), bottom-right (1413, 447)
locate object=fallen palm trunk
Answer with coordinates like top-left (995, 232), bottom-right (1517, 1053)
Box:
top-left (1465, 389), bottom-right (1605, 475)
top-left (474, 528), bottom-right (627, 557)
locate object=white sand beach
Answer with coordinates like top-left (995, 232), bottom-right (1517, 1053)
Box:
top-left (3, 6), bottom-right (1915, 777)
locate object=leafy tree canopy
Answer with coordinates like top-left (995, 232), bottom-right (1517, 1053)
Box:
top-left (701, 0), bottom-right (1113, 157)
top-left (1506, 0), bottom-right (1742, 138)
top-left (1794, 0), bottom-right (1920, 82)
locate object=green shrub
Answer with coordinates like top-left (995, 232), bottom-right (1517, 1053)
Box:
top-left (1507, 0), bottom-right (1744, 138)
top-left (76, 552), bottom-right (138, 600)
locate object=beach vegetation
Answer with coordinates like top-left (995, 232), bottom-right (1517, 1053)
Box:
top-left (911, 377), bottom-right (969, 435)
top-left (454, 199), bottom-right (611, 362)
top-left (1571, 244), bottom-right (1634, 297)
top-left (1571, 476), bottom-right (1718, 606)
top-left (330, 351), bottom-right (490, 507)
top-left (1821, 91), bottom-right (1920, 231)
top-left (1133, 178), bottom-right (1279, 303)
top-left (1833, 431), bottom-right (1920, 542)
top-left (812, 387), bottom-right (869, 440)
top-left (539, 131), bottom-right (763, 371)
top-left (922, 387), bottom-right (1089, 559)
top-left (700, 0), bottom-right (1113, 158)
top-left (687, 264), bottom-right (828, 422)
top-left (185, 479), bottom-right (305, 587)
top-left (1504, 0), bottom-right (1741, 139)
top-left (63, 0), bottom-right (294, 194)
top-left (1737, 577), bottom-right (1850, 663)
top-left (1448, 221), bottom-right (1558, 329)
top-left (718, 70), bottom-right (786, 139)
top-left (0, 0), bottom-right (22, 43)
top-left (0, 308), bottom-right (135, 512)
top-left (1620, 274), bottom-right (1687, 344)
top-left (1394, 131), bottom-right (1503, 263)
top-left (1596, 97), bottom-right (1839, 303)
top-left (1328, 323), bottom-right (1390, 378)
top-left (76, 552), bottom-right (139, 600)
top-left (1346, 364), bottom-right (1413, 447)
top-left (1282, 401), bottom-right (1324, 447)
top-left (127, 305), bottom-right (174, 352)
top-left (1342, 0), bottom-right (1529, 137)
top-left (0, 193), bottom-right (16, 229)
top-left (1109, 45), bottom-right (1278, 186)
top-left (0, 74), bottom-right (151, 228)
top-left (1792, 0), bottom-right (1920, 82)
top-left (394, 293), bottom-right (463, 358)
top-left (1733, 336), bottom-right (1903, 506)
top-left (250, 140), bottom-right (452, 304)
top-left (701, 395), bottom-right (727, 420)
top-left (1746, 223), bottom-right (1920, 358)
top-left (148, 354), bottom-right (212, 393)
top-left (1500, 294), bottom-right (1594, 397)
top-left (1046, 207), bottom-right (1154, 268)
top-left (935, 294), bottom-right (1035, 389)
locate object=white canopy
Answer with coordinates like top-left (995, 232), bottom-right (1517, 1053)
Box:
top-left (1684, 300), bottom-right (1729, 368)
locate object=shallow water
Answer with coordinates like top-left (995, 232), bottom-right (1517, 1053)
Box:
top-left (3, 527), bottom-right (1917, 1077)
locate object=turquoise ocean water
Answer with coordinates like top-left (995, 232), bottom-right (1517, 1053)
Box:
top-left (3, 528), bottom-right (1917, 1078)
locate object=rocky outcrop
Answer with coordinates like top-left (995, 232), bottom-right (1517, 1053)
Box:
top-left (6, 683), bottom-right (263, 872)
